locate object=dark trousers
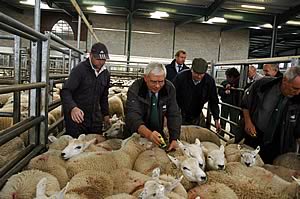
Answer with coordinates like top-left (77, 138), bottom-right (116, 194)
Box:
top-left (182, 111), bottom-right (206, 127)
top-left (220, 106), bottom-right (240, 136)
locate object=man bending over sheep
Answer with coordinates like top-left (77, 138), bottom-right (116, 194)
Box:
top-left (61, 43), bottom-right (111, 138)
top-left (125, 62), bottom-right (181, 151)
top-left (241, 66), bottom-right (300, 163)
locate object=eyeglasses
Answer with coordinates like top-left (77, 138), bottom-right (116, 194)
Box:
top-left (149, 80), bottom-right (165, 85)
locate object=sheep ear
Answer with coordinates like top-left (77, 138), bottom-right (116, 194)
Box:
top-left (220, 145), bottom-right (225, 153)
top-left (36, 177), bottom-right (47, 197)
top-left (55, 182), bottom-right (69, 199)
top-left (201, 145), bottom-right (208, 154)
top-left (167, 155), bottom-right (181, 168)
top-left (83, 138), bottom-right (96, 150)
top-left (48, 135), bottom-right (57, 143)
top-left (237, 144), bottom-right (242, 151)
top-left (195, 138), bottom-right (201, 147)
top-left (254, 146), bottom-right (260, 154)
top-left (292, 176), bottom-right (300, 185)
top-left (226, 138), bottom-right (235, 145)
top-left (78, 134), bottom-right (86, 141)
top-left (177, 140), bottom-right (184, 148)
top-left (238, 138), bottom-right (245, 145)
top-left (165, 175), bottom-right (183, 193)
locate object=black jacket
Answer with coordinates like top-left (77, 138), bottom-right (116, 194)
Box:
top-left (218, 79), bottom-right (240, 106)
top-left (241, 77), bottom-right (300, 153)
top-left (173, 69), bottom-right (220, 121)
top-left (125, 78), bottom-right (181, 141)
top-left (61, 59), bottom-right (110, 132)
top-left (165, 59), bottom-right (189, 82)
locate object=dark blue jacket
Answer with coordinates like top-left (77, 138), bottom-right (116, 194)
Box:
top-left (165, 59), bottom-right (189, 82)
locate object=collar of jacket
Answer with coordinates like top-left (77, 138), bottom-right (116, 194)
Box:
top-left (138, 79), bottom-right (168, 99)
top-left (170, 59), bottom-right (187, 69)
top-left (259, 76), bottom-right (282, 92)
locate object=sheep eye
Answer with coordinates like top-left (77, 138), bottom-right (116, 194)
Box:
top-left (208, 156), bottom-right (212, 159)
top-left (199, 163), bottom-right (203, 168)
top-left (152, 193), bottom-right (156, 197)
top-left (253, 155), bottom-right (256, 158)
top-left (75, 146), bottom-right (82, 149)
top-left (183, 167), bottom-right (190, 171)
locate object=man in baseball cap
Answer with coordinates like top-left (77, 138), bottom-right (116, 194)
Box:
top-left (173, 57), bottom-right (221, 132)
top-left (91, 42), bottom-right (110, 60)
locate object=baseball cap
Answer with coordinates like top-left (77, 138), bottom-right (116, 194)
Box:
top-left (192, 58), bottom-right (208, 73)
top-left (91, 42), bottom-right (109, 59)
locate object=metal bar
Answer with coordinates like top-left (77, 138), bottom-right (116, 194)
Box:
top-left (49, 74), bottom-right (69, 79)
top-left (219, 115), bottom-right (239, 126)
top-left (53, 79), bottom-right (67, 84)
top-left (68, 49), bottom-right (72, 74)
top-left (0, 79), bottom-right (16, 84)
top-left (48, 117), bottom-right (64, 133)
top-left (270, 15), bottom-right (278, 58)
top-left (13, 35), bottom-right (21, 124)
top-left (219, 101), bottom-right (242, 111)
top-left (34, 0), bottom-right (41, 32)
top-left (0, 35), bottom-right (14, 40)
top-left (48, 99), bottom-right (61, 112)
top-left (0, 112), bottom-right (13, 117)
top-left (0, 12), bottom-right (47, 40)
top-left (77, 14), bottom-right (81, 49)
top-left (0, 82), bottom-right (46, 94)
top-left (0, 116), bottom-right (44, 145)
top-left (214, 55), bottom-right (300, 66)
top-left (62, 54), bottom-right (66, 73)
top-left (0, 22), bottom-right (38, 41)
top-left (49, 32), bottom-right (83, 55)
top-left (172, 25), bottom-right (176, 57)
top-left (0, 144), bottom-right (44, 189)
top-left (126, 12), bottom-right (133, 72)
top-left (50, 45), bottom-right (69, 55)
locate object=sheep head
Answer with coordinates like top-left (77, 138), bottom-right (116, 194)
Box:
top-left (34, 177), bottom-right (68, 199)
top-left (238, 145), bottom-right (260, 167)
top-left (205, 145), bottom-right (226, 170)
top-left (61, 134), bottom-right (96, 160)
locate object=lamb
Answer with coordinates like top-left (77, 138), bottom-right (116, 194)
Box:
top-left (0, 170), bottom-right (60, 199)
top-left (225, 144), bottom-right (264, 167)
top-left (0, 93), bottom-right (13, 106)
top-left (188, 182), bottom-right (238, 199)
top-left (26, 150), bottom-right (69, 188)
top-left (103, 119), bottom-right (125, 139)
top-left (34, 177), bottom-right (68, 199)
top-left (0, 137), bottom-right (25, 168)
top-left (108, 93), bottom-right (127, 118)
top-left (66, 133), bottom-right (152, 178)
top-left (273, 152), bottom-right (300, 170)
top-left (97, 138), bottom-right (123, 151)
top-left (201, 141), bottom-right (226, 170)
top-left (179, 125), bottom-right (221, 145)
top-left (49, 106), bottom-right (62, 121)
top-left (65, 170), bottom-right (113, 199)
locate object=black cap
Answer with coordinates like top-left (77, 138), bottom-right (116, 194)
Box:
top-left (91, 42), bottom-right (109, 59)
top-left (191, 58), bottom-right (208, 73)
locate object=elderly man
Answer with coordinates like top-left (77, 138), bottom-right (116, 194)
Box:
top-left (173, 58), bottom-right (221, 132)
top-left (263, 63), bottom-right (283, 77)
top-left (125, 62), bottom-right (181, 151)
top-left (245, 65), bottom-right (263, 89)
top-left (61, 42), bottom-right (111, 138)
top-left (165, 50), bottom-right (189, 81)
top-left (241, 66), bottom-right (300, 163)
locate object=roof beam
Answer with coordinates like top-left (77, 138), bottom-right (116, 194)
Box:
top-left (0, 0), bottom-right (24, 14)
top-left (277, 3), bottom-right (300, 25)
top-left (221, 22), bottom-right (257, 31)
top-left (77, 0), bottom-right (129, 9)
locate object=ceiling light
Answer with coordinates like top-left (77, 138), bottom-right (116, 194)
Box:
top-left (20, 0), bottom-right (53, 9)
top-left (150, 11), bottom-right (169, 19)
top-left (223, 14), bottom-right (243, 20)
top-left (204, 17), bottom-right (227, 24)
top-left (286, 20), bottom-right (300, 25)
top-left (249, 26), bottom-right (261, 30)
top-left (241, 5), bottom-right (265, 10)
top-left (87, 6), bottom-right (107, 14)
top-left (261, 23), bottom-right (272, 28)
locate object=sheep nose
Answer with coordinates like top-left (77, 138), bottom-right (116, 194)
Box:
top-left (201, 176), bottom-right (207, 181)
top-left (245, 163), bottom-right (250, 167)
top-left (218, 165), bottom-right (224, 169)
top-left (61, 152), bottom-right (65, 157)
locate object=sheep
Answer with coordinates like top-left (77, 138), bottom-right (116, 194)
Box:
top-left (273, 152), bottom-right (300, 170)
top-left (103, 119), bottom-right (125, 139)
top-left (0, 93), bottom-right (13, 107)
top-left (0, 170), bottom-right (60, 199)
top-left (201, 141), bottom-right (226, 170)
top-left (188, 182), bottom-right (238, 199)
top-left (0, 137), bottom-right (25, 168)
top-left (48, 135), bottom-right (74, 151)
top-left (105, 193), bottom-right (136, 199)
top-left (66, 133), bottom-right (153, 178)
top-left (177, 139), bottom-right (206, 170)
top-left (26, 150), bottom-right (69, 188)
top-left (61, 134), bottom-right (108, 159)
top-left (179, 125), bottom-right (221, 145)
top-left (263, 164), bottom-right (300, 182)
top-left (34, 177), bottom-right (68, 199)
top-left (65, 170), bottom-right (113, 199)
top-left (97, 138), bottom-right (123, 151)
top-left (108, 93), bottom-right (127, 118)
top-left (49, 106), bottom-right (62, 121)
top-left (225, 144), bottom-right (264, 167)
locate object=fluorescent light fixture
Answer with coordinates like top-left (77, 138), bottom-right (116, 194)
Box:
top-left (93, 27), bottom-right (160, 35)
top-left (249, 26), bottom-right (261, 30)
top-left (204, 17), bottom-right (227, 24)
top-left (223, 14), bottom-right (243, 20)
top-left (292, 32), bottom-right (299, 35)
top-left (286, 20), bottom-right (300, 25)
top-left (20, 0), bottom-right (53, 9)
top-left (87, 6), bottom-right (107, 14)
top-left (150, 11), bottom-right (169, 19)
top-left (260, 24), bottom-right (281, 29)
top-left (241, 4), bottom-right (265, 10)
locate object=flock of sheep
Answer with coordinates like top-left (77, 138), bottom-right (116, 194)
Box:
top-left (0, 81), bottom-right (299, 199)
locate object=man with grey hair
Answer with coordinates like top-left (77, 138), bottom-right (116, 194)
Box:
top-left (241, 66), bottom-right (300, 163)
top-left (125, 62), bottom-right (181, 151)
top-left (245, 65), bottom-right (263, 89)
top-left (263, 63), bottom-right (283, 77)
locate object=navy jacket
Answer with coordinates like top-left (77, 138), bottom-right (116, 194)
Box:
top-left (165, 59), bottom-right (189, 82)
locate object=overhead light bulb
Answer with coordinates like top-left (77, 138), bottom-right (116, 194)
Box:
top-left (87, 6), bottom-right (107, 14)
top-left (241, 5), bottom-right (265, 10)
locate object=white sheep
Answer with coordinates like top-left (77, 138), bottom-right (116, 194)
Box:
top-left (103, 119), bottom-right (125, 138)
top-left (66, 133), bottom-right (152, 178)
top-left (263, 164), bottom-right (300, 182)
top-left (273, 152), bottom-right (300, 170)
top-left (105, 193), bottom-right (136, 199)
top-left (0, 170), bottom-right (60, 199)
top-left (238, 145), bottom-right (262, 167)
top-left (201, 141), bottom-right (226, 170)
top-left (34, 177), bottom-right (68, 199)
top-left (49, 106), bottom-right (62, 121)
top-left (0, 137), bottom-right (25, 168)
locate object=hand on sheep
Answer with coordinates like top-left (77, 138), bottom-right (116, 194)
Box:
top-left (71, 107), bottom-right (84, 123)
top-left (150, 131), bottom-right (163, 146)
top-left (167, 140), bottom-right (177, 152)
top-left (215, 120), bottom-right (221, 133)
top-left (103, 115), bottom-right (112, 130)
top-left (244, 120), bottom-right (257, 137)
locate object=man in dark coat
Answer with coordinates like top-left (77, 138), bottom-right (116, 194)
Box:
top-left (125, 62), bottom-right (181, 151)
top-left (61, 42), bottom-right (111, 138)
top-left (165, 50), bottom-right (188, 81)
top-left (241, 66), bottom-right (300, 163)
top-left (173, 58), bottom-right (221, 132)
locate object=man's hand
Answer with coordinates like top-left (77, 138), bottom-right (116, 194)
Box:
top-left (167, 140), bottom-right (177, 152)
top-left (244, 120), bottom-right (257, 137)
top-left (103, 115), bottom-right (111, 130)
top-left (71, 107), bottom-right (84, 123)
top-left (149, 131), bottom-right (163, 146)
top-left (215, 119), bottom-right (221, 133)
